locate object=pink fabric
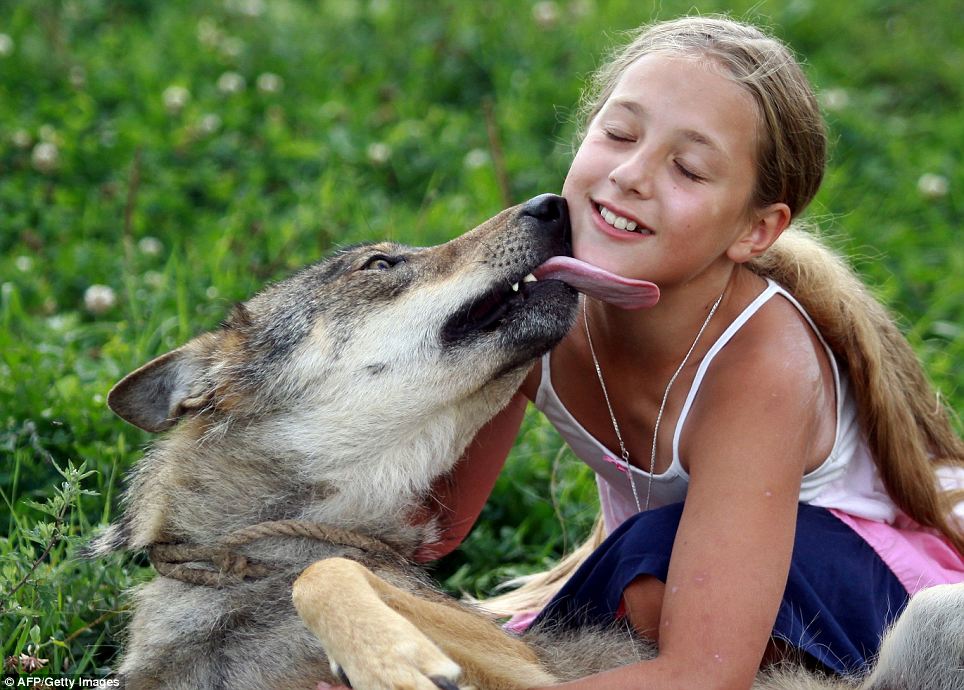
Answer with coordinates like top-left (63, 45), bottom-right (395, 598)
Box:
top-left (502, 609), bottom-right (541, 634)
top-left (830, 509), bottom-right (964, 595)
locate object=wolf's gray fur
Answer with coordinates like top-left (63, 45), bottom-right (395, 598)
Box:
top-left (87, 195), bottom-right (963, 690)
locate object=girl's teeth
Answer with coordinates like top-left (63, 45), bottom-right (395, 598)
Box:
top-left (598, 204), bottom-right (644, 234)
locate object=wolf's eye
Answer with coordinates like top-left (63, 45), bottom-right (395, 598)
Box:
top-left (361, 254), bottom-right (401, 271)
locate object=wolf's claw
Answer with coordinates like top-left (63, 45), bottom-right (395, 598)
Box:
top-left (430, 676), bottom-right (460, 690)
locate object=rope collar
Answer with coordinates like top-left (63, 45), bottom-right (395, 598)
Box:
top-left (147, 519), bottom-right (404, 588)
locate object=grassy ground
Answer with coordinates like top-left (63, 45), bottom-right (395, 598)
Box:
top-left (1, 0), bottom-right (961, 679)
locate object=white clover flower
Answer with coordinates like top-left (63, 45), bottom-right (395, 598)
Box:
top-left (366, 142), bottom-right (391, 165)
top-left (532, 1), bottom-right (560, 28)
top-left (463, 148), bottom-right (489, 170)
top-left (369, 0), bottom-right (391, 17)
top-left (917, 173), bottom-right (949, 199)
top-left (217, 71), bottom-right (246, 94)
top-left (0, 33), bottom-right (14, 58)
top-left (138, 236), bottom-right (164, 256)
top-left (163, 85), bottom-right (191, 114)
top-left (227, 0), bottom-right (265, 17)
top-left (46, 314), bottom-right (68, 331)
top-left (143, 270), bottom-right (165, 289)
top-left (256, 72), bottom-right (284, 94)
top-left (69, 65), bottom-right (87, 89)
top-left (219, 37), bottom-right (245, 60)
top-left (205, 286), bottom-right (220, 299)
top-left (11, 129), bottom-right (32, 149)
top-left (15, 256), bottom-right (33, 272)
top-left (197, 18), bottom-right (223, 48)
top-left (198, 113), bottom-right (222, 135)
top-left (31, 142), bottom-right (60, 173)
top-left (568, 0), bottom-right (592, 18)
top-left (84, 284), bottom-right (116, 315)
top-left (820, 87), bottom-right (850, 112)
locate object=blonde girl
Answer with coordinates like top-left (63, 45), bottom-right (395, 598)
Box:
top-left (416, 15), bottom-right (964, 690)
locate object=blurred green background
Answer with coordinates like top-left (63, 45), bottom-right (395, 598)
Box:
top-left (1, 0), bottom-right (961, 678)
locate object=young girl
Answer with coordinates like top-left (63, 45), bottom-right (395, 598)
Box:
top-left (414, 15), bottom-right (964, 690)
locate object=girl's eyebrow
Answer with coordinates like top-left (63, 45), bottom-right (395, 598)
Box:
top-left (609, 98), bottom-right (724, 156)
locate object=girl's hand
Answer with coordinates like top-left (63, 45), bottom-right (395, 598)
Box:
top-left (317, 683), bottom-right (349, 690)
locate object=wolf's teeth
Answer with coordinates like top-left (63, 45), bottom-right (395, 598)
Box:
top-left (511, 282), bottom-right (520, 292)
top-left (523, 273), bottom-right (537, 283)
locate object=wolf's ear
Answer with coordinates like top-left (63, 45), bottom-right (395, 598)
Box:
top-left (108, 338), bottom-right (214, 433)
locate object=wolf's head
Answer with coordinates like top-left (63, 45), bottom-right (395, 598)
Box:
top-left (90, 195), bottom-right (579, 554)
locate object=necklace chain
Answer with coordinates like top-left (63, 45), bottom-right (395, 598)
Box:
top-left (583, 289), bottom-right (725, 512)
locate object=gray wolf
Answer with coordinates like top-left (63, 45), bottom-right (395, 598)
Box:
top-left (86, 195), bottom-right (963, 689)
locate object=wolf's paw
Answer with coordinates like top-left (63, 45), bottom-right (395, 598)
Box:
top-left (327, 636), bottom-right (465, 690)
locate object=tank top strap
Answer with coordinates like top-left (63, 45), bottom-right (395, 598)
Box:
top-left (670, 278), bottom-right (784, 469)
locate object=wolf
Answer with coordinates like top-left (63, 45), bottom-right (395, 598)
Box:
top-left (86, 194), bottom-right (963, 690)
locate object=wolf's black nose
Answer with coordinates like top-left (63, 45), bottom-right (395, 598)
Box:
top-left (521, 194), bottom-right (568, 225)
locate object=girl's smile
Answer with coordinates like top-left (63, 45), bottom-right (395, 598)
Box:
top-left (592, 200), bottom-right (654, 238)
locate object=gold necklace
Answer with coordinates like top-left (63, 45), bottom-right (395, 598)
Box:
top-left (583, 290), bottom-right (725, 512)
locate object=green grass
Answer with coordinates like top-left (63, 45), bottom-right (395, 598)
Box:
top-left (1, 0), bottom-right (961, 678)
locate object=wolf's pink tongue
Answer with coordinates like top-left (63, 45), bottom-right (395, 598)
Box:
top-left (533, 256), bottom-right (660, 310)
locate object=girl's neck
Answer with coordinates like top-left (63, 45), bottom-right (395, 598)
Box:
top-left (586, 264), bottom-right (757, 373)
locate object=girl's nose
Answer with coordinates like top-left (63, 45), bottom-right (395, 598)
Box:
top-left (609, 150), bottom-right (655, 198)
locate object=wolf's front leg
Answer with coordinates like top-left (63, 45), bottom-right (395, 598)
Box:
top-left (294, 557), bottom-right (466, 690)
top-left (293, 557), bottom-right (556, 690)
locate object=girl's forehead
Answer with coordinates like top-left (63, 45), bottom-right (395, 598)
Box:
top-left (604, 53), bottom-right (759, 157)
top-left (609, 53), bottom-right (752, 109)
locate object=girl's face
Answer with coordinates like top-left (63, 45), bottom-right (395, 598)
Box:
top-left (562, 53), bottom-right (763, 290)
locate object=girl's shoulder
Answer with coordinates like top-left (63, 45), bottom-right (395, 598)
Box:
top-left (718, 284), bottom-right (835, 399)
top-left (727, 283), bottom-right (831, 368)
top-left (682, 284), bottom-right (838, 471)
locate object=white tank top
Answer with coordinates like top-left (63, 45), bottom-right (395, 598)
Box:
top-left (535, 278), bottom-right (899, 534)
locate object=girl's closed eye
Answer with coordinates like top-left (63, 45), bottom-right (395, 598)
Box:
top-left (603, 127), bottom-right (635, 143)
top-left (674, 160), bottom-right (705, 182)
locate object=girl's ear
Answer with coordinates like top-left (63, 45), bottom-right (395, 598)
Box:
top-left (727, 202), bottom-right (791, 264)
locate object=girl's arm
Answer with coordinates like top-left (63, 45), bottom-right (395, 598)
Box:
top-left (414, 389), bottom-right (529, 562)
top-left (535, 309), bottom-right (828, 690)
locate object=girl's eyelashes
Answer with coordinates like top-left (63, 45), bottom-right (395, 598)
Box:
top-left (603, 128), bottom-right (634, 142)
top-left (674, 160), bottom-right (705, 182)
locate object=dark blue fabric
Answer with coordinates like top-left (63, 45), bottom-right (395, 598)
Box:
top-left (531, 503), bottom-right (909, 675)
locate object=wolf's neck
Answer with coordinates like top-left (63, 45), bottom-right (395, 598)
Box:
top-left (128, 411), bottom-right (473, 552)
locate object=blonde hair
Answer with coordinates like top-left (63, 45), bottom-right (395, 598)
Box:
top-left (481, 16), bottom-right (963, 618)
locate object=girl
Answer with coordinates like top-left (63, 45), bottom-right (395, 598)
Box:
top-left (417, 15), bottom-right (964, 690)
